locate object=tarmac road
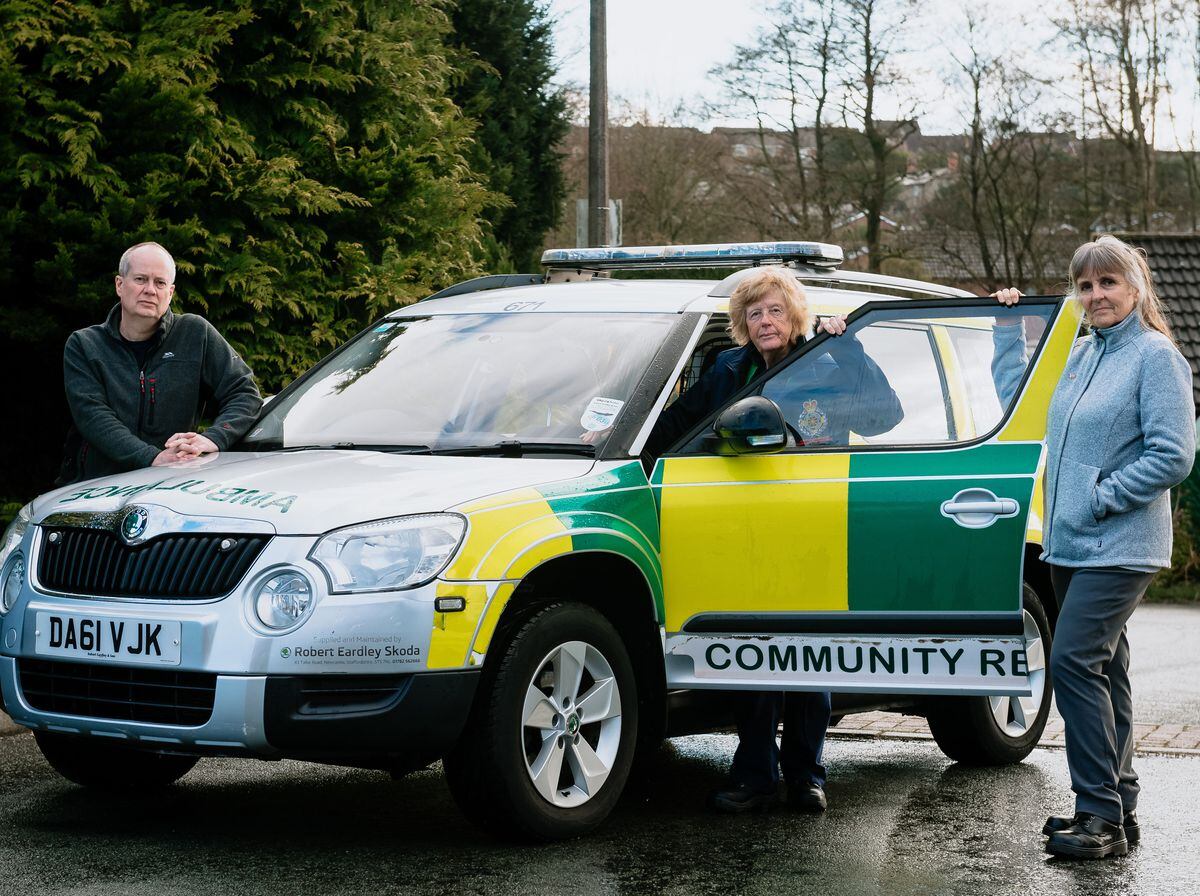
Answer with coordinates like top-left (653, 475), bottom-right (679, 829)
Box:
top-left (1, 730), bottom-right (1198, 896)
top-left (1123, 604), bottom-right (1200, 724)
top-left (834, 603), bottom-right (1200, 752)
top-left (2, 604), bottom-right (1197, 894)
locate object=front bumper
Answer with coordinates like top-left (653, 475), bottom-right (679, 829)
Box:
top-left (0, 531), bottom-right (481, 761)
top-left (263, 668), bottom-right (479, 760)
top-left (0, 655), bottom-right (478, 762)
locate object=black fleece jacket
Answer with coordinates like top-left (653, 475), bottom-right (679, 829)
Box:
top-left (59, 305), bottom-right (262, 484)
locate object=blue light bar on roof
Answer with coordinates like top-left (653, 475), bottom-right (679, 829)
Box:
top-left (540, 241), bottom-right (844, 271)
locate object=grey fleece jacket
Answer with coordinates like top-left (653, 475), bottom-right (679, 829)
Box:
top-left (60, 304), bottom-right (262, 484)
top-left (1038, 311), bottom-right (1195, 568)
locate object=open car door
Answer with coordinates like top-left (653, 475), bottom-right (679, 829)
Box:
top-left (654, 296), bottom-right (1081, 697)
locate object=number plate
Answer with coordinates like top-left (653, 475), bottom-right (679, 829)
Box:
top-left (34, 612), bottom-right (181, 666)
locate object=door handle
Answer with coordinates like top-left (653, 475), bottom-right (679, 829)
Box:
top-left (940, 488), bottom-right (1020, 529)
top-left (943, 499), bottom-right (1019, 515)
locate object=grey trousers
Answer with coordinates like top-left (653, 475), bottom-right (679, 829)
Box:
top-left (1049, 566), bottom-right (1155, 824)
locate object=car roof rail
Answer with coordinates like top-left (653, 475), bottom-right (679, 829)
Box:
top-left (708, 267), bottom-right (975, 299)
top-left (421, 273), bottom-right (545, 301)
top-left (540, 241), bottom-right (844, 275)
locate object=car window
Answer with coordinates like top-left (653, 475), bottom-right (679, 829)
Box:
top-left (946, 317), bottom-right (1047, 438)
top-left (238, 313), bottom-right (677, 453)
top-left (676, 302), bottom-right (1056, 453)
top-left (666, 318), bottom-right (733, 409)
top-left (851, 324), bottom-right (951, 443)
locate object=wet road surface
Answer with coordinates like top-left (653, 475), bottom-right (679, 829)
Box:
top-left (1122, 604), bottom-right (1200, 725)
top-left (832, 603), bottom-right (1200, 753)
top-left (2, 731), bottom-right (1197, 896)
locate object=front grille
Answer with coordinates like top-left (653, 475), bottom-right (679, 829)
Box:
top-left (18, 658), bottom-right (217, 726)
top-left (38, 528), bottom-right (269, 599)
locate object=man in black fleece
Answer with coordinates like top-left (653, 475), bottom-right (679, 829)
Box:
top-left (58, 242), bottom-right (262, 484)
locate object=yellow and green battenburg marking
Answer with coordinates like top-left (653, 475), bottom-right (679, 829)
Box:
top-left (653, 444), bottom-right (1040, 630)
top-left (427, 461), bottom-right (662, 668)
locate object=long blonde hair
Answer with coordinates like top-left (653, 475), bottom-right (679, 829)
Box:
top-left (1068, 235), bottom-right (1175, 343)
top-left (727, 267), bottom-right (812, 348)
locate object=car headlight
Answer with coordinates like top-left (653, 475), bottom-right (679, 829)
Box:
top-left (0, 503), bottom-right (32, 573)
top-left (2, 555), bottom-right (25, 614)
top-left (310, 513), bottom-right (466, 594)
top-left (0, 504), bottom-right (32, 614)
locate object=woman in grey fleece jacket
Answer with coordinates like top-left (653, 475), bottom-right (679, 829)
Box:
top-left (996, 235), bottom-right (1195, 859)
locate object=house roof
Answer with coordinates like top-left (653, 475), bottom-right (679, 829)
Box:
top-left (1117, 233), bottom-right (1200, 410)
top-left (885, 230), bottom-right (995, 292)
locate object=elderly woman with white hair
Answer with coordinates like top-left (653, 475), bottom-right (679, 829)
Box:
top-left (996, 234), bottom-right (1195, 859)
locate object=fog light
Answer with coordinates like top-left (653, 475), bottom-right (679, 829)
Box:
top-left (1, 554), bottom-right (23, 613)
top-left (254, 571), bottom-right (313, 630)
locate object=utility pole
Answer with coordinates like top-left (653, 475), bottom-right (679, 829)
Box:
top-left (588, 0), bottom-right (608, 247)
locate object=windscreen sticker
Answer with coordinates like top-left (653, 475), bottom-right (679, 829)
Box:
top-left (580, 397), bottom-right (624, 432)
top-left (373, 322), bottom-right (396, 332)
top-left (58, 478), bottom-right (298, 514)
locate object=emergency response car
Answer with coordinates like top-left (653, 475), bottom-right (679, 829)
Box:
top-left (0, 242), bottom-right (1080, 840)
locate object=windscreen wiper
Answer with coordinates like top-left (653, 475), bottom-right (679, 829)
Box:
top-left (433, 441), bottom-right (596, 458)
top-left (245, 443), bottom-right (434, 454)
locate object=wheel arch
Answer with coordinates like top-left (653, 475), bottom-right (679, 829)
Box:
top-left (480, 550), bottom-right (667, 745)
top-left (1023, 543), bottom-right (1057, 632)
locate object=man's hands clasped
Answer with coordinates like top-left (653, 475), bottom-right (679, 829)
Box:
top-left (151, 432), bottom-right (220, 467)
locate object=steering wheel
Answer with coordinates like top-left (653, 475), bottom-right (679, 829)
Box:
top-left (784, 421), bottom-right (805, 447)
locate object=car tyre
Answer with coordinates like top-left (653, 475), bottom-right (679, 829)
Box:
top-left (925, 582), bottom-right (1052, 765)
top-left (35, 731), bottom-right (199, 789)
top-left (443, 601), bottom-right (638, 841)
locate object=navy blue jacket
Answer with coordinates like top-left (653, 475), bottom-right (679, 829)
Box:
top-left (645, 334), bottom-right (902, 458)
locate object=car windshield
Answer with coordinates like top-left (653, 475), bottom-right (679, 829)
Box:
top-left (236, 312), bottom-right (678, 455)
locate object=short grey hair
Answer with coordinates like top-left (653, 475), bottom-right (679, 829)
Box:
top-left (118, 242), bottom-right (176, 283)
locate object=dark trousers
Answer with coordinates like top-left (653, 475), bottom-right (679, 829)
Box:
top-left (1049, 565), bottom-right (1154, 825)
top-left (729, 690), bottom-right (831, 793)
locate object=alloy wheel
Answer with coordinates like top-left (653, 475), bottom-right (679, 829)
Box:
top-left (987, 609), bottom-right (1046, 737)
top-left (521, 640), bottom-right (623, 808)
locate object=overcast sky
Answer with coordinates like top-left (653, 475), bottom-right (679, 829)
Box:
top-left (545, 0), bottom-right (1199, 146)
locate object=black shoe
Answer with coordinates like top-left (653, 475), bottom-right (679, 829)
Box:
top-left (1122, 811), bottom-right (1140, 845)
top-left (708, 784), bottom-right (779, 814)
top-left (1045, 813), bottom-right (1128, 859)
top-left (787, 781), bottom-right (827, 813)
top-left (1042, 813), bottom-right (1078, 837)
top-left (1043, 810), bottom-right (1139, 844)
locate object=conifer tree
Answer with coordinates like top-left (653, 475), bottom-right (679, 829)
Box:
top-left (449, 0), bottom-right (568, 270)
top-left (0, 0), bottom-right (495, 496)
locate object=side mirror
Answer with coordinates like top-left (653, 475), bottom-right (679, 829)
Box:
top-left (710, 396), bottom-right (788, 455)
